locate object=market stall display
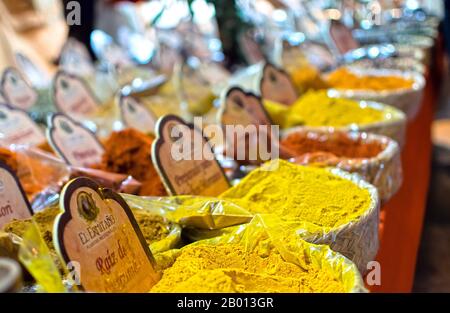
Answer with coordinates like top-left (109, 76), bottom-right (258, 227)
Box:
top-left (0, 0), bottom-right (443, 294)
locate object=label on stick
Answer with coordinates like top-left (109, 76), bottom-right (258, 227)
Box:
top-left (329, 19), bottom-right (360, 55)
top-left (53, 71), bottom-right (99, 118)
top-left (260, 63), bottom-right (297, 106)
top-left (119, 95), bottom-right (156, 134)
top-left (0, 161), bottom-right (33, 228)
top-left (1, 67), bottom-right (38, 110)
top-left (46, 113), bottom-right (104, 167)
top-left (152, 115), bottom-right (230, 197)
top-left (0, 104), bottom-right (46, 147)
top-left (54, 177), bottom-right (159, 292)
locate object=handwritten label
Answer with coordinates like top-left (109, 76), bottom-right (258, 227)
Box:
top-left (47, 113), bottom-right (104, 167)
top-left (60, 38), bottom-right (95, 76)
top-left (1, 67), bottom-right (38, 110)
top-left (119, 95), bottom-right (156, 134)
top-left (152, 115), bottom-right (230, 196)
top-left (329, 20), bottom-right (360, 54)
top-left (0, 104), bottom-right (46, 147)
top-left (53, 71), bottom-right (99, 118)
top-left (54, 177), bottom-right (159, 292)
top-left (0, 161), bottom-right (33, 228)
top-left (260, 63), bottom-right (297, 106)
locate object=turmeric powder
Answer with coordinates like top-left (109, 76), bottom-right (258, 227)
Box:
top-left (151, 243), bottom-right (345, 292)
top-left (264, 91), bottom-right (385, 129)
top-left (94, 128), bottom-right (167, 196)
top-left (220, 160), bottom-right (372, 229)
top-left (327, 67), bottom-right (414, 91)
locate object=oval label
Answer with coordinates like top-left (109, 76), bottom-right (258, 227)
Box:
top-left (1, 67), bottom-right (38, 110)
top-left (119, 95), bottom-right (156, 134)
top-left (54, 177), bottom-right (159, 292)
top-left (47, 113), bottom-right (104, 167)
top-left (53, 71), bottom-right (99, 118)
top-left (152, 115), bottom-right (230, 196)
top-left (0, 104), bottom-right (46, 147)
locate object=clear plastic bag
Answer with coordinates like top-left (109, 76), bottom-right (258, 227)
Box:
top-left (152, 214), bottom-right (367, 293)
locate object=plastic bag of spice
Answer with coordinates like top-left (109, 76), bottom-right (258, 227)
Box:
top-left (124, 160), bottom-right (380, 274)
top-left (281, 129), bottom-right (402, 204)
top-left (150, 214), bottom-right (367, 293)
top-left (122, 194), bottom-right (253, 231)
top-left (0, 146), bottom-right (143, 211)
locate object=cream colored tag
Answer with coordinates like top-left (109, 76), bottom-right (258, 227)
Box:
top-left (260, 63), bottom-right (297, 106)
top-left (1, 67), bottom-right (38, 110)
top-left (119, 95), bottom-right (156, 134)
top-left (152, 115), bottom-right (230, 196)
top-left (0, 103), bottom-right (45, 147)
top-left (0, 161), bottom-right (33, 228)
top-left (54, 177), bottom-right (159, 292)
top-left (329, 20), bottom-right (360, 55)
top-left (53, 71), bottom-right (98, 117)
top-left (47, 113), bottom-right (104, 167)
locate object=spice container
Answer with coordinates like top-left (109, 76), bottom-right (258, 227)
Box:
top-left (151, 215), bottom-right (366, 293)
top-left (266, 91), bottom-right (406, 146)
top-left (220, 160), bottom-right (380, 274)
top-left (326, 67), bottom-right (425, 120)
top-left (281, 129), bottom-right (402, 204)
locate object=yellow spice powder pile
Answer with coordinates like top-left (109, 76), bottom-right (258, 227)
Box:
top-left (220, 160), bottom-right (372, 229)
top-left (151, 243), bottom-right (345, 293)
top-left (264, 91), bottom-right (385, 129)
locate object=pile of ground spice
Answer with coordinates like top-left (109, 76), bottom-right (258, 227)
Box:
top-left (281, 131), bottom-right (385, 160)
top-left (264, 91), bottom-right (386, 129)
top-left (327, 67), bottom-right (414, 91)
top-left (95, 128), bottom-right (167, 196)
top-left (132, 209), bottom-right (173, 244)
top-left (151, 243), bottom-right (345, 292)
top-left (220, 160), bottom-right (372, 229)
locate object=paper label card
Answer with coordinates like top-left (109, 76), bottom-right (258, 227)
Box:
top-left (152, 115), bottom-right (230, 197)
top-left (260, 63), bottom-right (297, 106)
top-left (221, 87), bottom-right (272, 127)
top-left (1, 67), bottom-right (38, 110)
top-left (119, 95), bottom-right (156, 134)
top-left (53, 71), bottom-right (99, 117)
top-left (329, 20), bottom-right (360, 55)
top-left (15, 52), bottom-right (50, 88)
top-left (54, 177), bottom-right (159, 292)
top-left (47, 113), bottom-right (104, 167)
top-left (221, 87), bottom-right (281, 164)
top-left (0, 161), bottom-right (33, 228)
top-left (0, 104), bottom-right (46, 147)
top-left (59, 38), bottom-right (95, 76)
